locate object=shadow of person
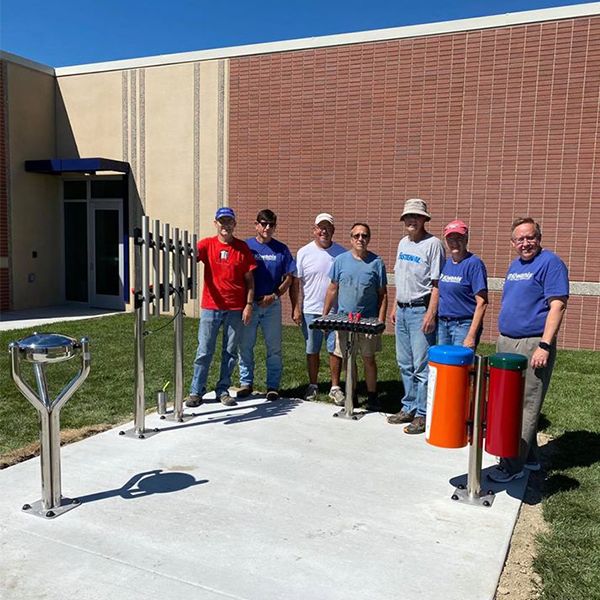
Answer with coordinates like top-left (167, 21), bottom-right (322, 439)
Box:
top-left (76, 469), bottom-right (208, 504)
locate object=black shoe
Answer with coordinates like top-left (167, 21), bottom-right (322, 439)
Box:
top-left (236, 385), bottom-right (253, 398)
top-left (185, 394), bottom-right (203, 408)
top-left (266, 389), bottom-right (280, 401)
top-left (366, 392), bottom-right (382, 411)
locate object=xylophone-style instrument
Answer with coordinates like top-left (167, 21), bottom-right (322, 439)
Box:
top-left (309, 313), bottom-right (385, 335)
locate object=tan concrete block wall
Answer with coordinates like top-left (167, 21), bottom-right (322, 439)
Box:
top-left (6, 62), bottom-right (61, 309)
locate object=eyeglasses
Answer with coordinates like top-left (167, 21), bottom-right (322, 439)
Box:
top-left (258, 221), bottom-right (276, 228)
top-left (351, 233), bottom-right (370, 240)
top-left (512, 235), bottom-right (538, 245)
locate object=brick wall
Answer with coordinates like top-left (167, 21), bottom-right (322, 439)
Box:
top-left (229, 16), bottom-right (600, 350)
top-left (0, 61), bottom-right (9, 312)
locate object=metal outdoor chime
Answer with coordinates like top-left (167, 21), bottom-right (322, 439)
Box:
top-left (120, 216), bottom-right (197, 439)
top-left (9, 333), bottom-right (91, 518)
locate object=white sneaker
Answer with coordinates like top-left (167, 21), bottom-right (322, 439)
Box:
top-left (328, 386), bottom-right (345, 406)
top-left (303, 384), bottom-right (319, 401)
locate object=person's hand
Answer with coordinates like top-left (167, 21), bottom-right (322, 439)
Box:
top-left (389, 311), bottom-right (396, 326)
top-left (292, 306), bottom-right (302, 325)
top-left (531, 347), bottom-right (549, 369)
top-left (258, 293), bottom-right (276, 308)
top-left (421, 311), bottom-right (436, 334)
top-left (242, 303), bottom-right (253, 325)
top-left (463, 335), bottom-right (476, 350)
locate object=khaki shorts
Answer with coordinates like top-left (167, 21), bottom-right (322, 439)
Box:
top-left (333, 330), bottom-right (382, 358)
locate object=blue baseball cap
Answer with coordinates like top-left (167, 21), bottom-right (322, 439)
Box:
top-left (215, 207), bottom-right (236, 220)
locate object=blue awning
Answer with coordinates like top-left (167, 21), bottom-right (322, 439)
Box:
top-left (25, 158), bottom-right (130, 174)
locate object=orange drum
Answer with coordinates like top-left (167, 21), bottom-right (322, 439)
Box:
top-left (426, 345), bottom-right (474, 448)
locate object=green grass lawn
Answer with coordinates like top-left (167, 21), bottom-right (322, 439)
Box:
top-left (1, 313), bottom-right (598, 598)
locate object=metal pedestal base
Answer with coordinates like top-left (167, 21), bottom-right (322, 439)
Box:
top-left (451, 486), bottom-right (496, 507)
top-left (118, 427), bottom-right (160, 440)
top-left (22, 497), bottom-right (80, 519)
top-left (333, 407), bottom-right (366, 420)
top-left (161, 411), bottom-right (195, 423)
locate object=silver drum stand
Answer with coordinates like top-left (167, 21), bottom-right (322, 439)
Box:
top-left (9, 333), bottom-right (91, 519)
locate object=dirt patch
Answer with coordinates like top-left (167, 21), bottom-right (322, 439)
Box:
top-left (495, 433), bottom-right (555, 599)
top-left (0, 424), bottom-right (114, 469)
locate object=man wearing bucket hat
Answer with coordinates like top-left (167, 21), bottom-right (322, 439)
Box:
top-left (290, 213), bottom-right (346, 403)
top-left (488, 217), bottom-right (568, 483)
top-left (438, 219), bottom-right (488, 349)
top-left (186, 207), bottom-right (257, 408)
top-left (387, 199), bottom-right (445, 434)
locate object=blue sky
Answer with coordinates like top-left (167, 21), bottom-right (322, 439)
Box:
top-left (1, 0), bottom-right (597, 67)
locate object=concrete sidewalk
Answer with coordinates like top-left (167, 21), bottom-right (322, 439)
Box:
top-left (0, 396), bottom-right (527, 600)
top-left (0, 305), bottom-right (120, 331)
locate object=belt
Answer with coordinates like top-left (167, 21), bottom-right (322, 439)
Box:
top-left (397, 298), bottom-right (429, 308)
top-left (439, 316), bottom-right (472, 321)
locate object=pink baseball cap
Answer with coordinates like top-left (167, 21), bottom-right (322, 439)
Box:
top-left (443, 219), bottom-right (468, 237)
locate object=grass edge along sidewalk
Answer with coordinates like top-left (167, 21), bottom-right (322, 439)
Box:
top-left (1, 313), bottom-right (598, 600)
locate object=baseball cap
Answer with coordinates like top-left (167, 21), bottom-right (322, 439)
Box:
top-left (314, 213), bottom-right (334, 226)
top-left (400, 198), bottom-right (431, 221)
top-left (215, 207), bottom-right (236, 220)
top-left (443, 219), bottom-right (469, 237)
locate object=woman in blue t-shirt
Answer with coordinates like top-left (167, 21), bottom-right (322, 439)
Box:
top-left (437, 220), bottom-right (488, 349)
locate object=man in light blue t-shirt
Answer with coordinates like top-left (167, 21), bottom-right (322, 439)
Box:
top-left (322, 223), bottom-right (388, 410)
top-left (488, 217), bottom-right (569, 483)
top-left (237, 209), bottom-right (296, 401)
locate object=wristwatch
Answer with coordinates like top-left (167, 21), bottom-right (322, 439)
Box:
top-left (538, 341), bottom-right (552, 351)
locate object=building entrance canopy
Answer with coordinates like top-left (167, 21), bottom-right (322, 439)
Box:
top-left (25, 158), bottom-right (130, 175)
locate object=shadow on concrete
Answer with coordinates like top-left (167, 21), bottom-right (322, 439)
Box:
top-left (76, 469), bottom-right (208, 505)
top-left (448, 430), bottom-right (600, 505)
top-left (157, 397), bottom-right (303, 434)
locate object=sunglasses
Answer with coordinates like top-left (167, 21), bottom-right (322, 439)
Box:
top-left (351, 233), bottom-right (369, 239)
top-left (258, 221), bottom-right (276, 228)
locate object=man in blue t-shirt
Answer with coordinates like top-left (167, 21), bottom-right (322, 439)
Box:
top-left (488, 217), bottom-right (569, 483)
top-left (237, 209), bottom-right (296, 401)
top-left (322, 223), bottom-right (388, 410)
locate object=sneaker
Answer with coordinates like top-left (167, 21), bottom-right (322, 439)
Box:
top-left (219, 393), bottom-right (237, 407)
top-left (303, 384), bottom-right (319, 401)
top-left (387, 410), bottom-right (415, 425)
top-left (328, 386), bottom-right (345, 406)
top-left (487, 466), bottom-right (525, 483)
top-left (236, 385), bottom-right (253, 398)
top-left (404, 416), bottom-right (426, 434)
top-left (266, 389), bottom-right (280, 401)
top-left (524, 461), bottom-right (541, 472)
top-left (185, 394), bottom-right (203, 408)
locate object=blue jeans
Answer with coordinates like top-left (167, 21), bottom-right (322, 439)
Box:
top-left (238, 299), bottom-right (282, 389)
top-left (190, 309), bottom-right (244, 397)
top-left (395, 305), bottom-right (437, 417)
top-left (437, 317), bottom-right (480, 347)
top-left (301, 313), bottom-right (336, 354)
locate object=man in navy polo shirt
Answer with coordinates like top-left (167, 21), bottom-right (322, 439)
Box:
top-left (488, 217), bottom-right (569, 483)
top-left (237, 209), bottom-right (296, 401)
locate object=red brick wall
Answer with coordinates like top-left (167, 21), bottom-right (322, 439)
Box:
top-left (0, 61), bottom-right (9, 312)
top-left (228, 16), bottom-right (600, 350)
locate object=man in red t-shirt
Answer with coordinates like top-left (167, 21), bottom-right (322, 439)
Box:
top-left (186, 207), bottom-right (256, 407)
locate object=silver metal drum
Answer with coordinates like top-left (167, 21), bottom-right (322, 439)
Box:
top-left (9, 333), bottom-right (91, 519)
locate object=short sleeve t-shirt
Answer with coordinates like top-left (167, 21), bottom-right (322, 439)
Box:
top-left (296, 240), bottom-right (346, 314)
top-left (438, 253), bottom-right (488, 319)
top-left (245, 237), bottom-right (296, 298)
top-left (394, 234), bottom-right (445, 303)
top-left (329, 251), bottom-right (387, 318)
top-left (197, 236), bottom-right (256, 310)
top-left (498, 249), bottom-right (569, 338)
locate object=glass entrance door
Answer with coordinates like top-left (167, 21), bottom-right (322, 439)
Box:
top-left (90, 200), bottom-right (124, 309)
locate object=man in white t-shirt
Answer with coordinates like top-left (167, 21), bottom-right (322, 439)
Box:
top-left (290, 213), bottom-right (346, 402)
